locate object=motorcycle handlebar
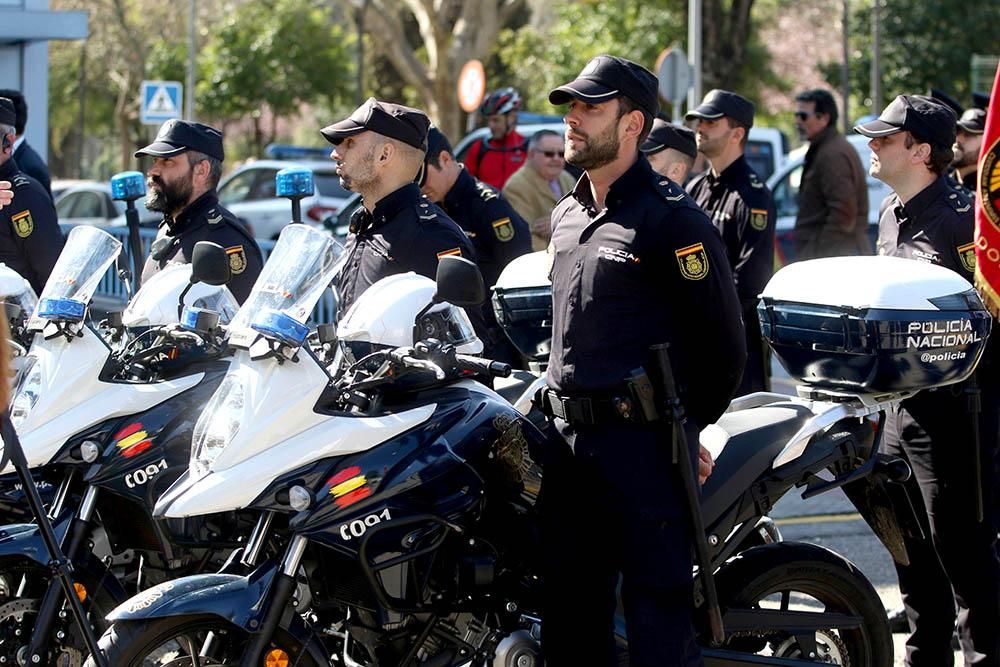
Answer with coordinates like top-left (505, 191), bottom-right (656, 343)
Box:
top-left (455, 354), bottom-right (512, 378)
top-left (400, 355), bottom-right (446, 380)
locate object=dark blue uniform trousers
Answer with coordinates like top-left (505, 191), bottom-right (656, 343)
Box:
top-left (539, 419), bottom-right (703, 667)
top-left (884, 385), bottom-right (1000, 666)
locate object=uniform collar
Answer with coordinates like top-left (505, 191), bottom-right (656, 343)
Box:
top-left (901, 176), bottom-right (949, 222)
top-left (706, 155), bottom-right (750, 188)
top-left (163, 190), bottom-right (220, 235)
top-left (369, 183), bottom-right (423, 228)
top-left (0, 157), bottom-right (20, 179)
top-left (442, 168), bottom-right (478, 212)
top-left (571, 155), bottom-right (652, 214)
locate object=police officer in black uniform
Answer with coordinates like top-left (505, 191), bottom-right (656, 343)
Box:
top-left (686, 90), bottom-right (775, 396)
top-left (419, 126), bottom-right (530, 362)
top-left (0, 97), bottom-right (63, 295)
top-left (951, 107), bottom-right (985, 196)
top-left (538, 55), bottom-right (746, 667)
top-left (856, 94), bottom-right (1000, 666)
top-left (136, 119), bottom-right (262, 303)
top-left (322, 98), bottom-right (475, 313)
top-left (640, 118), bottom-right (698, 184)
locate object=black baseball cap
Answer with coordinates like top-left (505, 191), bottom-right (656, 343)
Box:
top-left (854, 95), bottom-right (956, 150)
top-left (972, 92), bottom-right (990, 111)
top-left (135, 119), bottom-right (225, 161)
top-left (549, 55), bottom-right (659, 118)
top-left (957, 108), bottom-right (986, 134)
top-left (641, 119), bottom-right (697, 159)
top-left (928, 88), bottom-right (964, 117)
top-left (321, 97), bottom-right (430, 151)
top-left (0, 98), bottom-right (15, 128)
top-left (686, 89), bottom-right (755, 129)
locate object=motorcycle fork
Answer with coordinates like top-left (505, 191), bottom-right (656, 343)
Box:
top-left (240, 534), bottom-right (308, 667)
top-left (26, 485), bottom-right (99, 664)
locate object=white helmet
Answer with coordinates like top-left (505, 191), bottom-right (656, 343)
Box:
top-left (122, 263), bottom-right (240, 327)
top-left (337, 272), bottom-right (482, 359)
top-left (0, 263), bottom-right (38, 316)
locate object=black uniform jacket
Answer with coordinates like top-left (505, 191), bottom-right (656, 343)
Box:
top-left (0, 158), bottom-right (64, 295)
top-left (686, 155), bottom-right (775, 306)
top-left (440, 168), bottom-right (530, 289)
top-left (13, 142), bottom-right (52, 202)
top-left (141, 191), bottom-right (262, 304)
top-left (335, 183), bottom-right (476, 313)
top-left (547, 156), bottom-right (747, 428)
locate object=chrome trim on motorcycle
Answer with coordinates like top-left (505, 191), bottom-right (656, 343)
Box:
top-left (241, 511), bottom-right (274, 568)
top-left (281, 535), bottom-right (308, 577)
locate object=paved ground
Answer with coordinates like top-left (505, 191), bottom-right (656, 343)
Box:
top-left (767, 364), bottom-right (962, 666)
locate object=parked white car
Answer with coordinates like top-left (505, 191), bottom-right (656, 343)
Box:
top-left (217, 159), bottom-right (352, 240)
top-left (767, 133), bottom-right (892, 265)
top-left (55, 182), bottom-right (160, 228)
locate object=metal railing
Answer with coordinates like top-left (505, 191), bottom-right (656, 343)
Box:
top-left (63, 224), bottom-right (336, 324)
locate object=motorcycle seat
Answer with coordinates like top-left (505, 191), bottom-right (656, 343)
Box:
top-left (699, 402), bottom-right (814, 523)
top-left (494, 369), bottom-right (541, 406)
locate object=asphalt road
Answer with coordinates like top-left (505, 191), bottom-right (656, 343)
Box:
top-left (767, 365), bottom-right (963, 666)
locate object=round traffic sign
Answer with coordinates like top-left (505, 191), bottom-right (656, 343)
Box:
top-left (657, 47), bottom-right (691, 105)
top-left (458, 60), bottom-right (486, 113)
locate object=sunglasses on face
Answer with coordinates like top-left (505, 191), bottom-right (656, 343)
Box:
top-left (794, 111), bottom-right (815, 120)
top-left (539, 150), bottom-right (565, 158)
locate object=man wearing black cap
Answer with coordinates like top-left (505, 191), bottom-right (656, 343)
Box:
top-left (419, 125), bottom-right (530, 363)
top-left (951, 107), bottom-right (986, 195)
top-left (0, 97), bottom-right (63, 295)
top-left (135, 119), bottom-right (262, 304)
top-left (539, 55), bottom-right (745, 666)
top-left (856, 94), bottom-right (1000, 666)
top-left (685, 89), bottom-right (775, 395)
top-left (0, 90), bottom-right (51, 202)
top-left (792, 88), bottom-right (871, 260)
top-left (322, 98), bottom-right (474, 313)
top-left (640, 118), bottom-right (697, 184)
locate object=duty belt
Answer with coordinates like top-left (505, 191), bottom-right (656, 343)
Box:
top-left (537, 387), bottom-right (656, 426)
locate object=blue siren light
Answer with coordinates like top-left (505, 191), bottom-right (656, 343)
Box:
top-left (110, 171), bottom-right (147, 201)
top-left (37, 298), bottom-right (86, 322)
top-left (181, 306), bottom-right (206, 330)
top-left (275, 168), bottom-right (315, 198)
top-left (250, 309), bottom-right (309, 348)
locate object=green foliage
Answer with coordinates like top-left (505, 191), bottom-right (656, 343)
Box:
top-left (824, 0), bottom-right (1000, 117)
top-left (494, 0), bottom-right (686, 115)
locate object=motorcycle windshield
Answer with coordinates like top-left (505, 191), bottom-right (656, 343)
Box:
top-left (30, 226), bottom-right (121, 328)
top-left (228, 224), bottom-right (344, 348)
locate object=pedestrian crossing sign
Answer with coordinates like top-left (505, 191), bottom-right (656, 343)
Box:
top-left (140, 81), bottom-right (183, 125)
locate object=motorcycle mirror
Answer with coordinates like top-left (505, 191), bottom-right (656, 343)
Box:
top-left (190, 241), bottom-right (232, 286)
top-left (432, 256), bottom-right (486, 307)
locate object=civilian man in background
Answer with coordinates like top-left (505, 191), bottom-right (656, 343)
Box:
top-left (0, 90), bottom-right (51, 202)
top-left (464, 87), bottom-right (527, 190)
top-left (792, 89), bottom-right (870, 260)
top-left (502, 129), bottom-right (576, 250)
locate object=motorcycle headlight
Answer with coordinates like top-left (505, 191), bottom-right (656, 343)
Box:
top-left (9, 356), bottom-right (41, 428)
top-left (190, 373), bottom-right (245, 478)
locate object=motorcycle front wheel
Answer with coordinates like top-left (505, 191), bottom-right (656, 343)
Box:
top-left (712, 541), bottom-right (892, 667)
top-left (83, 615), bottom-right (321, 667)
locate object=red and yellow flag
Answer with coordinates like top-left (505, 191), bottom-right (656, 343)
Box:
top-left (974, 62), bottom-right (1000, 316)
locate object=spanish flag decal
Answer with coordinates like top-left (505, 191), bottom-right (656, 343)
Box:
top-left (115, 422), bottom-right (153, 459)
top-left (327, 466), bottom-right (372, 508)
top-left (436, 247), bottom-right (462, 260)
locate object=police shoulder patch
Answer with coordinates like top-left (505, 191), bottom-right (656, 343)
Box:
top-left (225, 245), bottom-right (247, 275)
top-left (437, 247), bottom-right (462, 260)
top-left (207, 209), bottom-right (223, 225)
top-left (492, 217), bottom-right (514, 242)
top-left (476, 182), bottom-right (498, 201)
top-left (675, 242), bottom-right (709, 280)
top-left (11, 210), bottom-right (33, 238)
top-left (655, 179), bottom-right (686, 204)
top-left (958, 241), bottom-right (976, 272)
top-left (11, 175), bottom-right (31, 189)
top-left (750, 208), bottom-right (768, 231)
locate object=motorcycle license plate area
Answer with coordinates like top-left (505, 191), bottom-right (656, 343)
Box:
top-left (759, 256), bottom-right (991, 392)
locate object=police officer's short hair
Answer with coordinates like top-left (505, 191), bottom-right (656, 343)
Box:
top-left (186, 150), bottom-right (223, 189)
top-left (528, 129), bottom-right (561, 151)
top-left (795, 89), bottom-right (839, 127)
top-left (426, 133), bottom-right (454, 169)
top-left (903, 132), bottom-right (953, 175)
top-left (0, 122), bottom-right (14, 139)
top-left (616, 97), bottom-right (653, 146)
top-left (724, 118), bottom-right (750, 148)
top-left (0, 90), bottom-right (26, 136)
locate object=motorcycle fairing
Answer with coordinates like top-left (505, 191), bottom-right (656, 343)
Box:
top-left (0, 510), bottom-right (73, 567)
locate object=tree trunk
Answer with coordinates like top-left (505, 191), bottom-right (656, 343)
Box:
top-left (701, 0), bottom-right (756, 94)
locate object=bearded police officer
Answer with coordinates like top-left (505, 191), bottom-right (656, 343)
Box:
top-left (420, 126), bottom-right (530, 363)
top-left (640, 118), bottom-right (698, 184)
top-left (686, 90), bottom-right (775, 395)
top-left (136, 120), bottom-right (262, 303)
top-left (323, 98), bottom-right (475, 313)
top-left (856, 95), bottom-right (1000, 666)
top-left (951, 106), bottom-right (985, 196)
top-left (0, 97), bottom-right (63, 294)
top-left (539, 55), bottom-right (745, 666)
